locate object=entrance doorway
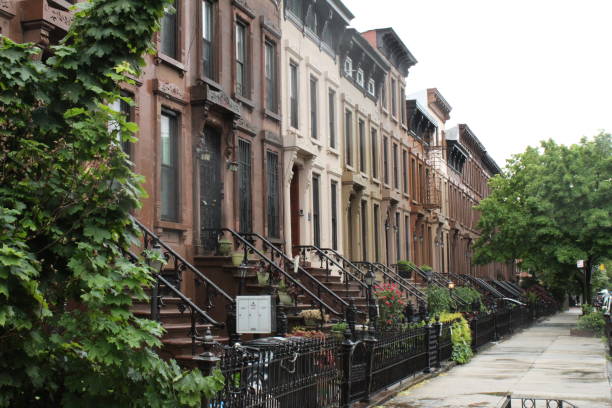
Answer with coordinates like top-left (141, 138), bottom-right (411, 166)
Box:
top-left (200, 126), bottom-right (222, 251)
top-left (290, 166), bottom-right (300, 255)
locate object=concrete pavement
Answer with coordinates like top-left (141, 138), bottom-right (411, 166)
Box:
top-left (379, 308), bottom-right (611, 408)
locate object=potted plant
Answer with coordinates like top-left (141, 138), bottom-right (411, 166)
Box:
top-left (299, 309), bottom-right (324, 327)
top-left (397, 260), bottom-right (415, 279)
top-left (277, 279), bottom-right (293, 306)
top-left (330, 321), bottom-right (348, 339)
top-left (232, 251), bottom-right (245, 266)
top-left (217, 239), bottom-right (232, 256)
top-left (256, 268), bottom-right (269, 285)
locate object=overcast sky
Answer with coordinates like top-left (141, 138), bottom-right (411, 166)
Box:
top-left (347, 0), bottom-right (612, 168)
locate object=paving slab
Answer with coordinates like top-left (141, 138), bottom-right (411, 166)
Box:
top-left (379, 308), bottom-right (611, 408)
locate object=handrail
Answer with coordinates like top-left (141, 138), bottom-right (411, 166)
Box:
top-left (463, 275), bottom-right (504, 298)
top-left (321, 248), bottom-right (367, 281)
top-left (239, 232), bottom-right (350, 312)
top-left (430, 271), bottom-right (469, 306)
top-left (374, 263), bottom-right (426, 299)
top-left (132, 217), bottom-right (234, 304)
top-left (294, 245), bottom-right (368, 290)
top-left (215, 229), bottom-right (343, 317)
top-left (497, 281), bottom-right (524, 298)
top-left (358, 261), bottom-right (426, 302)
top-left (126, 249), bottom-right (224, 328)
top-left (492, 280), bottom-right (521, 299)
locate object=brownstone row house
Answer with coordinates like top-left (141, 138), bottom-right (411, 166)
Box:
top-left (4, 0), bottom-right (517, 354)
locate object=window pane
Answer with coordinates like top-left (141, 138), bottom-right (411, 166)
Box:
top-left (161, 0), bottom-right (178, 59)
top-left (310, 76), bottom-right (317, 139)
top-left (235, 23), bottom-right (247, 96)
top-left (359, 119), bottom-right (365, 172)
top-left (202, 0), bottom-right (214, 78)
top-left (345, 110), bottom-right (352, 166)
top-left (290, 63), bottom-right (298, 128)
top-left (265, 42), bottom-right (277, 112)
top-left (328, 89), bottom-right (336, 148)
top-left (371, 129), bottom-right (378, 179)
top-left (161, 111), bottom-right (178, 221)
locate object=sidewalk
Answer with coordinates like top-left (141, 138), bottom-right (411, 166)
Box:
top-left (380, 308), bottom-right (611, 408)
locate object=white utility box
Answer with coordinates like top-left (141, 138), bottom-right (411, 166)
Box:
top-left (236, 295), bottom-right (275, 334)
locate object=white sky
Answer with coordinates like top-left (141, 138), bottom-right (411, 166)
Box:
top-left (347, 0), bottom-right (612, 167)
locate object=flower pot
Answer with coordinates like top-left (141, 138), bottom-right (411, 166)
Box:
top-left (232, 252), bottom-right (245, 266)
top-left (278, 292), bottom-right (293, 306)
top-left (217, 240), bottom-right (232, 256)
top-left (257, 271), bottom-right (269, 286)
top-left (398, 266), bottom-right (412, 279)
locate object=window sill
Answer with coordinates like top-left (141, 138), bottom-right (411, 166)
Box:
top-left (327, 147), bottom-right (340, 157)
top-left (202, 76), bottom-right (222, 91)
top-left (264, 109), bottom-right (281, 122)
top-left (156, 53), bottom-right (186, 75)
top-left (156, 219), bottom-right (189, 232)
top-left (391, 115), bottom-right (399, 124)
top-left (372, 177), bottom-right (381, 186)
top-left (235, 94), bottom-right (255, 110)
top-left (382, 107), bottom-right (389, 116)
top-left (311, 137), bottom-right (323, 148)
top-left (345, 164), bottom-right (356, 173)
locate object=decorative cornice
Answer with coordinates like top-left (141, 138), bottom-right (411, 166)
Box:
top-left (260, 17), bottom-right (281, 39)
top-left (427, 88), bottom-right (452, 121)
top-left (235, 117), bottom-right (257, 136)
top-left (0, 0), bottom-right (16, 19)
top-left (153, 79), bottom-right (186, 105)
top-left (205, 85), bottom-right (241, 116)
top-left (232, 0), bottom-right (255, 19)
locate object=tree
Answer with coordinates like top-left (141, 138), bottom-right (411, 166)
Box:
top-left (474, 134), bottom-right (612, 303)
top-left (0, 1), bottom-right (222, 406)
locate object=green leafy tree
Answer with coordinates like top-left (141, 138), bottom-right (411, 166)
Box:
top-left (474, 134), bottom-right (612, 303)
top-left (0, 0), bottom-right (222, 406)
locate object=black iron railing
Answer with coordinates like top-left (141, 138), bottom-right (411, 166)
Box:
top-left (209, 336), bottom-right (342, 408)
top-left (203, 304), bottom-right (551, 407)
top-left (497, 395), bottom-right (578, 408)
top-left (211, 229), bottom-right (346, 325)
top-left (294, 245), bottom-right (369, 303)
top-left (131, 217), bottom-right (238, 347)
top-left (355, 261), bottom-right (426, 302)
top-left (239, 232), bottom-right (352, 319)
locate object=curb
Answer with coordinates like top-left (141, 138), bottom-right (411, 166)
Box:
top-left (360, 361), bottom-right (457, 408)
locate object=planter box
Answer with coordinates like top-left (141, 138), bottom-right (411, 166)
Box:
top-left (570, 328), bottom-right (600, 337)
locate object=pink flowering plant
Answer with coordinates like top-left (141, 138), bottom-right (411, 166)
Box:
top-left (374, 283), bottom-right (406, 328)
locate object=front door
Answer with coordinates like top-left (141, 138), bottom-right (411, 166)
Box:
top-left (290, 167), bottom-right (300, 255)
top-left (200, 126), bottom-right (222, 251)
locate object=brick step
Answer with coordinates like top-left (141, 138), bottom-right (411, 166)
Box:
top-left (163, 336), bottom-right (229, 358)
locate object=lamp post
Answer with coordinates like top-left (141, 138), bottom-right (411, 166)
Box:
top-left (448, 280), bottom-right (455, 312)
top-left (237, 262), bottom-right (248, 295)
top-left (364, 267), bottom-right (377, 331)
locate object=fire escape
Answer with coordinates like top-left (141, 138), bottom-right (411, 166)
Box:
top-left (424, 145), bottom-right (443, 210)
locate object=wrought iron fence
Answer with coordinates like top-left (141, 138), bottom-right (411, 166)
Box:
top-left (370, 326), bottom-right (428, 395)
top-left (202, 305), bottom-right (549, 407)
top-left (209, 336), bottom-right (342, 408)
top-left (497, 395), bottom-right (578, 407)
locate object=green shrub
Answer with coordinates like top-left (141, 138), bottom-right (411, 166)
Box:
top-left (426, 286), bottom-right (455, 315)
top-left (330, 321), bottom-right (348, 332)
top-left (450, 315), bottom-right (473, 364)
top-left (581, 303), bottom-right (594, 315)
top-left (453, 287), bottom-right (483, 312)
top-left (577, 311), bottom-right (605, 335)
top-left (420, 265), bottom-right (433, 272)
